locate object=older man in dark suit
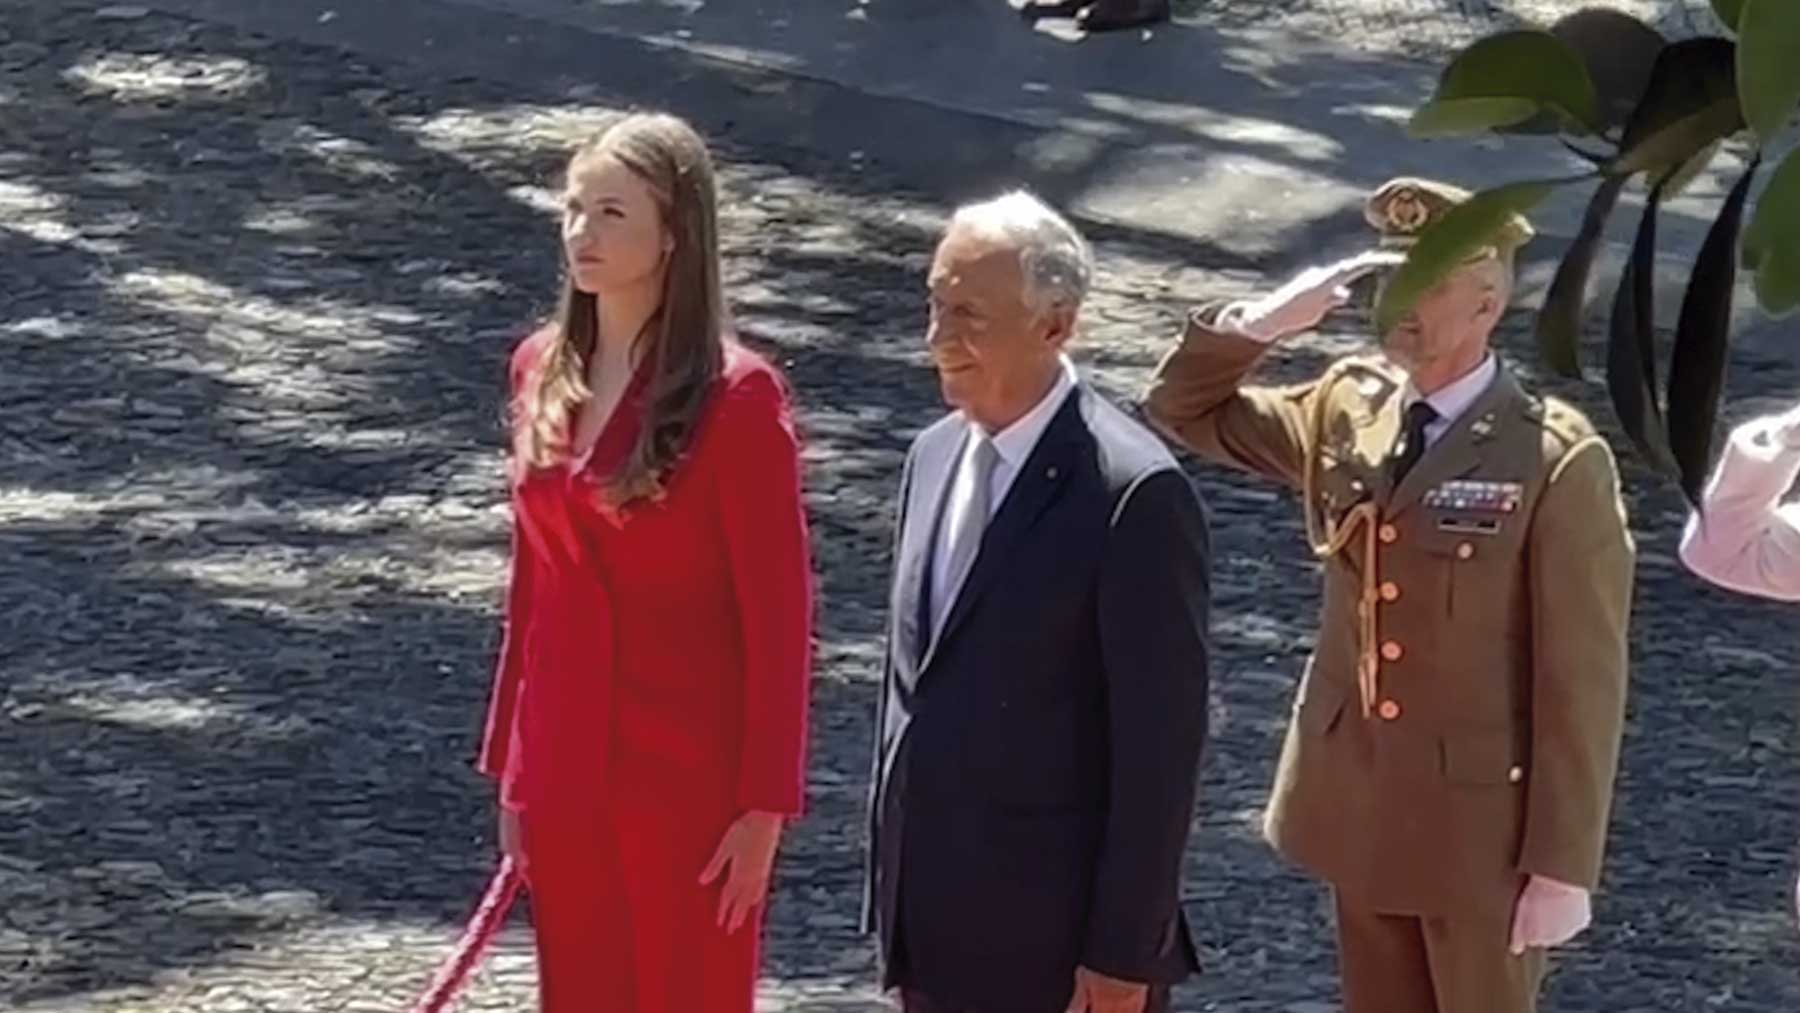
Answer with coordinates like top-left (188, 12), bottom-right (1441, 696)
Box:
top-left (863, 191), bottom-right (1211, 1013)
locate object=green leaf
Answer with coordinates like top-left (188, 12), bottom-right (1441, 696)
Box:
top-left (1738, 0), bottom-right (1800, 145)
top-left (1744, 146), bottom-right (1800, 305)
top-left (1660, 140), bottom-right (1726, 199)
top-left (1536, 174), bottom-right (1630, 378)
top-left (1550, 8), bottom-right (1667, 134)
top-left (1668, 161), bottom-right (1759, 507)
top-left (1408, 97), bottom-right (1542, 139)
top-left (1754, 244), bottom-right (1800, 316)
top-left (1712, 0), bottom-right (1749, 32)
top-left (1375, 180), bottom-right (1563, 335)
top-left (1614, 39), bottom-right (1745, 178)
top-left (1416, 30), bottom-right (1601, 136)
top-left (1743, 145), bottom-right (1800, 264)
top-left (1614, 99), bottom-right (1745, 176)
top-left (1606, 181), bottom-right (1678, 475)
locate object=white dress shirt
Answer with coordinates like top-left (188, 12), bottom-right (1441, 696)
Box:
top-left (930, 356), bottom-right (1078, 634)
top-left (1679, 409), bottom-right (1800, 601)
top-left (1402, 354), bottom-right (1497, 449)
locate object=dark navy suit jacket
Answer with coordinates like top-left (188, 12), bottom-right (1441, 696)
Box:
top-left (864, 383), bottom-right (1212, 1012)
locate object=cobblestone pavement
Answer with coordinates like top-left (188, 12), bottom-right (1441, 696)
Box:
top-left (4, 2), bottom-right (1800, 1011)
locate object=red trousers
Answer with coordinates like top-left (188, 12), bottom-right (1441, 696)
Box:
top-left (522, 775), bottom-right (761, 1013)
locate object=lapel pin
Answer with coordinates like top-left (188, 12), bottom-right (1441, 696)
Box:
top-left (1471, 414), bottom-right (1495, 439)
top-left (1046, 465), bottom-right (1059, 479)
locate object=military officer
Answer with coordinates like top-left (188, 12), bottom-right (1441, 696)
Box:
top-left (1143, 178), bottom-right (1636, 1013)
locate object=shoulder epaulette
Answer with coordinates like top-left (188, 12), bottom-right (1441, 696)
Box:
top-left (1536, 395), bottom-right (1598, 452)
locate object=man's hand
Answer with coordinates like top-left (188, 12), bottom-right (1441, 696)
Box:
top-left (698, 811), bottom-right (785, 933)
top-left (1065, 966), bottom-right (1150, 1013)
top-left (1218, 249), bottom-right (1405, 343)
top-left (1508, 875), bottom-right (1592, 955)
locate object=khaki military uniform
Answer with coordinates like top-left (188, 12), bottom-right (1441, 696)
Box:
top-left (1144, 180), bottom-right (1635, 1013)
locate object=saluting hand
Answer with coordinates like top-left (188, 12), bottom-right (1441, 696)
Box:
top-left (699, 810), bottom-right (785, 934)
top-left (1219, 249), bottom-right (1406, 343)
top-left (1065, 966), bottom-right (1151, 1013)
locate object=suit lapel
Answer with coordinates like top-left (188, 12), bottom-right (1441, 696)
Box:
top-left (1387, 364), bottom-right (1524, 514)
top-left (896, 421), bottom-right (966, 675)
top-left (920, 391), bottom-right (1083, 675)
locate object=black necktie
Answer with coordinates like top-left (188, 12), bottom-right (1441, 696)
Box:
top-left (1390, 401), bottom-right (1439, 484)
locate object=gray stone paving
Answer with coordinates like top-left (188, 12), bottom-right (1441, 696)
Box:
top-left (1173, 0), bottom-right (1716, 57)
top-left (3, 1), bottom-right (1800, 1011)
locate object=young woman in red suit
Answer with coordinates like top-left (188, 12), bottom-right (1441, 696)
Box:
top-left (476, 111), bottom-right (814, 1013)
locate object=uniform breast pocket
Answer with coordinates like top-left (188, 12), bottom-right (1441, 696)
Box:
top-left (1404, 531), bottom-right (1463, 618)
top-left (1420, 509), bottom-right (1527, 623)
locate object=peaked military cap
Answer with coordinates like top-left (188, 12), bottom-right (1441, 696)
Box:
top-left (1363, 177), bottom-right (1536, 260)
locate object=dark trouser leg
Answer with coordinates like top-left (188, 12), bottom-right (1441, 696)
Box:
top-left (900, 989), bottom-right (964, 1013)
top-left (900, 984), bottom-right (1170, 1013)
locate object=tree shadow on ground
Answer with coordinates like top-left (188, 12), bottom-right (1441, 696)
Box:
top-left (4, 2), bottom-right (1800, 1010)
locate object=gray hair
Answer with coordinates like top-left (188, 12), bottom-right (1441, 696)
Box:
top-left (949, 190), bottom-right (1093, 317)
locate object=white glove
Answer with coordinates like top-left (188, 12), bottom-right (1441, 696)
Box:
top-left (1215, 249), bottom-right (1405, 343)
top-left (1508, 875), bottom-right (1591, 955)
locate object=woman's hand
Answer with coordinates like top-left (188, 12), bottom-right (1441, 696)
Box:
top-left (498, 806), bottom-right (526, 871)
top-left (698, 810), bottom-right (785, 933)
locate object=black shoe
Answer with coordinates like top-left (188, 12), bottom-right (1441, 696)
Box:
top-left (1018, 0), bottom-right (1088, 19)
top-left (1076, 0), bottom-right (1171, 32)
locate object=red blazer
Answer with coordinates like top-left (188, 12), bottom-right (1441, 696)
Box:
top-left (478, 328), bottom-right (813, 819)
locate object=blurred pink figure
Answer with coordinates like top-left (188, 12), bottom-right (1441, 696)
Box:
top-left (1678, 400), bottom-right (1800, 923)
top-left (1680, 401), bottom-right (1800, 600)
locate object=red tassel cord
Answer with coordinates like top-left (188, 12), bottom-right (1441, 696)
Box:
top-left (409, 857), bottom-right (525, 1013)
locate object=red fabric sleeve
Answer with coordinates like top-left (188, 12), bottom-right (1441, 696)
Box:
top-left (713, 365), bottom-right (814, 816)
top-left (476, 513), bottom-right (533, 784)
top-left (476, 332), bottom-right (548, 789)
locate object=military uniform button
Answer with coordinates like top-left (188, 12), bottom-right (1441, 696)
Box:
top-left (1378, 699), bottom-right (1402, 721)
top-left (1380, 640), bottom-right (1404, 662)
top-left (1456, 542), bottom-right (1475, 560)
top-left (1508, 765), bottom-right (1524, 784)
top-left (1378, 524), bottom-right (1399, 544)
top-left (1379, 581), bottom-right (1401, 602)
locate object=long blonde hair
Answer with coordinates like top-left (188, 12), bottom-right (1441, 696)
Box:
top-left (518, 112), bottom-right (725, 505)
